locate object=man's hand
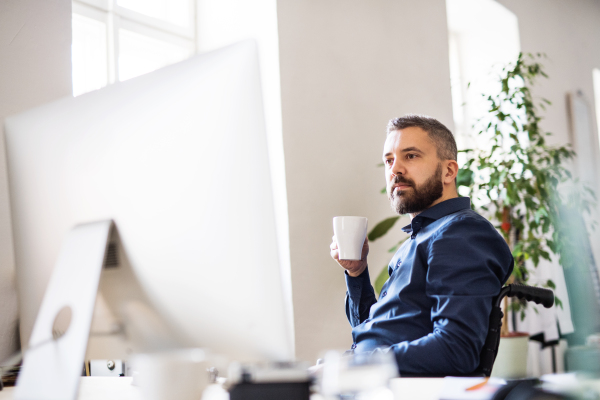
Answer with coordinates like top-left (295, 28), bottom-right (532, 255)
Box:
top-left (330, 235), bottom-right (369, 277)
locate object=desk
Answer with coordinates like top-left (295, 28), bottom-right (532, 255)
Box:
top-left (3, 375), bottom-right (600, 400)
top-left (391, 378), bottom-right (445, 400)
top-left (0, 378), bottom-right (141, 400)
top-left (0, 377), bottom-right (445, 400)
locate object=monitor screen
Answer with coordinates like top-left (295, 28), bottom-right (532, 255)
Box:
top-left (4, 40), bottom-right (294, 363)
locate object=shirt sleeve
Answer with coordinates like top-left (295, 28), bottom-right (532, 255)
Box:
top-left (389, 216), bottom-right (514, 375)
top-left (345, 267), bottom-right (378, 327)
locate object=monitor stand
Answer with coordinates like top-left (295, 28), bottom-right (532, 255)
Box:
top-left (14, 220), bottom-right (175, 400)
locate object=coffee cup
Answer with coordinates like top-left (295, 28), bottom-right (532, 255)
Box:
top-left (333, 216), bottom-right (368, 260)
top-left (131, 348), bottom-right (209, 400)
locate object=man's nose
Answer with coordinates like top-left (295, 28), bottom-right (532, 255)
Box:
top-left (390, 158), bottom-right (405, 176)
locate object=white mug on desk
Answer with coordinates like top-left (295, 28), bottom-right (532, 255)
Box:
top-left (131, 348), bottom-right (209, 400)
top-left (333, 217), bottom-right (368, 260)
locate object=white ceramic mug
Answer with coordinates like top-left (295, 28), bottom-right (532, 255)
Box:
top-left (333, 216), bottom-right (368, 260)
top-left (131, 348), bottom-right (209, 400)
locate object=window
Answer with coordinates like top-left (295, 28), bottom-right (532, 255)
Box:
top-left (72, 0), bottom-right (196, 97)
top-left (446, 0), bottom-right (521, 151)
top-left (446, 0), bottom-right (521, 197)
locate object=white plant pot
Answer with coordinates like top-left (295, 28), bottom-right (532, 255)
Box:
top-left (490, 333), bottom-right (529, 379)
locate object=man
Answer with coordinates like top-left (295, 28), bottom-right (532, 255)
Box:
top-left (330, 114), bottom-right (513, 376)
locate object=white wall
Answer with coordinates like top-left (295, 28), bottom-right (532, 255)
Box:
top-left (0, 0), bottom-right (72, 360)
top-left (277, 0), bottom-right (455, 362)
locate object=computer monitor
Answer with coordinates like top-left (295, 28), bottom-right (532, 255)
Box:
top-left (4, 40), bottom-right (294, 363)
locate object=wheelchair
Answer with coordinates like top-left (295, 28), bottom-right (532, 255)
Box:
top-left (475, 284), bottom-right (555, 377)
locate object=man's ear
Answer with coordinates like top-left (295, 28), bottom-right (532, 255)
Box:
top-left (443, 160), bottom-right (459, 184)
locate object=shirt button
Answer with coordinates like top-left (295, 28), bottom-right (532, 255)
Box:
top-left (381, 291), bottom-right (387, 297)
top-left (351, 343), bottom-right (357, 349)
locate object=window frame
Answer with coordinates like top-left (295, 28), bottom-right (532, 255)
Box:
top-left (72, 0), bottom-right (197, 86)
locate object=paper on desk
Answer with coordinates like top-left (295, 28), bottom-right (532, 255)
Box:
top-left (540, 373), bottom-right (578, 385)
top-left (439, 377), bottom-right (506, 400)
top-left (540, 373), bottom-right (580, 393)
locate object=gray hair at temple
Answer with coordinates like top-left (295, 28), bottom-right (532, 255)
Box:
top-left (386, 114), bottom-right (457, 161)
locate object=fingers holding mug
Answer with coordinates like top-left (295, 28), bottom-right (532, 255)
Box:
top-left (332, 217), bottom-right (368, 276)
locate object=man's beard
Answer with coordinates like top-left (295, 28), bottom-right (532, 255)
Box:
top-left (388, 163), bottom-right (444, 215)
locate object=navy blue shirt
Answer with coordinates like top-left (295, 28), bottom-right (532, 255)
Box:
top-left (345, 197), bottom-right (513, 376)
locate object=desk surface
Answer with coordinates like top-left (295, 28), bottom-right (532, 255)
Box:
top-left (0, 377), bottom-right (446, 400)
top-left (0, 378), bottom-right (141, 400)
top-left (391, 378), bottom-right (445, 400)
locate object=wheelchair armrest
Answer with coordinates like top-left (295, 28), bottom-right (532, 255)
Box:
top-left (499, 284), bottom-right (554, 309)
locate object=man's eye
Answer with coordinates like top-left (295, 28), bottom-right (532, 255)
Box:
top-left (406, 153), bottom-right (417, 160)
top-left (384, 159), bottom-right (394, 166)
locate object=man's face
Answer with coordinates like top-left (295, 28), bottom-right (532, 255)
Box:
top-left (383, 127), bottom-right (444, 215)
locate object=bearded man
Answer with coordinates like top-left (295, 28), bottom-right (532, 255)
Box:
top-left (330, 114), bottom-right (514, 376)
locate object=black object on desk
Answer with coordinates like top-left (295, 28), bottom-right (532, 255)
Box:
top-left (228, 362), bottom-right (311, 400)
top-left (491, 379), bottom-right (577, 400)
top-left (229, 381), bottom-right (310, 400)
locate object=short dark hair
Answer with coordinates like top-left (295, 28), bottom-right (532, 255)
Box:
top-left (386, 114), bottom-right (457, 161)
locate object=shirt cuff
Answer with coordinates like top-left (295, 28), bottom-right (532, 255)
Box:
top-left (345, 266), bottom-right (371, 299)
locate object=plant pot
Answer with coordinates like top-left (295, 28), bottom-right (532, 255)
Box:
top-left (490, 332), bottom-right (529, 379)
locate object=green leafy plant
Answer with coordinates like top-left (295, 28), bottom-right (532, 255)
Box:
top-left (368, 53), bottom-right (596, 312)
top-left (459, 53), bottom-right (596, 316)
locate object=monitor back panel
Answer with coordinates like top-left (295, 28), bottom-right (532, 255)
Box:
top-left (5, 41), bottom-right (294, 363)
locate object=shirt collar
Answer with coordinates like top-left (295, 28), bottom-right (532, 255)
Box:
top-left (401, 197), bottom-right (471, 237)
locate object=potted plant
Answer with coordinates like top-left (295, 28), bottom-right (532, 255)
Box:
top-left (368, 53), bottom-right (596, 377)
